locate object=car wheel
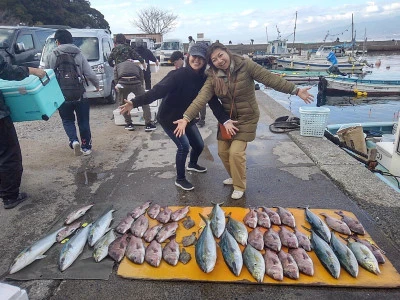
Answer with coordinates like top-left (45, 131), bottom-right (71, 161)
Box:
top-left (106, 82), bottom-right (116, 104)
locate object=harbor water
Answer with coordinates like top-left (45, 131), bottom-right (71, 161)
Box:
top-left (262, 54), bottom-right (400, 124)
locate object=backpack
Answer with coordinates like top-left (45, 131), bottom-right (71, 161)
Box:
top-left (54, 53), bottom-right (86, 101)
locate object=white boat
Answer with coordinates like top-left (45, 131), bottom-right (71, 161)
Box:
top-left (276, 57), bottom-right (365, 72)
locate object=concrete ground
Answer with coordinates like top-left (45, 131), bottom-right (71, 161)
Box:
top-left (0, 66), bottom-right (399, 299)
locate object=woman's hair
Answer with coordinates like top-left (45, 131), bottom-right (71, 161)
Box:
top-left (206, 42), bottom-right (233, 95)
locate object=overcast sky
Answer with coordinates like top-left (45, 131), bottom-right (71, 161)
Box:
top-left (90, 0), bottom-right (400, 44)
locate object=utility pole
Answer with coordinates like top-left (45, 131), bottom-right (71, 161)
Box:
top-left (292, 11), bottom-right (297, 56)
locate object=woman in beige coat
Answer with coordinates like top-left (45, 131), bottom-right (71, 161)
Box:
top-left (174, 42), bottom-right (313, 199)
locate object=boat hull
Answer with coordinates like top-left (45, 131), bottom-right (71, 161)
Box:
top-left (276, 58), bottom-right (365, 72)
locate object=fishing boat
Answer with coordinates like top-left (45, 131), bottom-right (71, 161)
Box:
top-left (276, 57), bottom-right (365, 72)
top-left (316, 95), bottom-right (400, 107)
top-left (271, 70), bottom-right (343, 84)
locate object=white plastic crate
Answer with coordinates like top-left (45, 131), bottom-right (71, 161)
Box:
top-left (299, 107), bottom-right (330, 137)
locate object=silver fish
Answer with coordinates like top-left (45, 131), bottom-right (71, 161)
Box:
top-left (156, 222), bottom-right (178, 243)
top-left (278, 250), bottom-right (299, 279)
top-left (264, 249), bottom-right (283, 281)
top-left (346, 237), bottom-right (380, 275)
top-left (59, 224), bottom-right (91, 271)
top-left (320, 213), bottom-right (352, 235)
top-left (156, 206), bottom-right (172, 224)
top-left (195, 214), bottom-right (217, 273)
top-left (243, 208), bottom-right (258, 229)
top-left (305, 207), bottom-right (331, 243)
top-left (334, 211), bottom-right (366, 235)
top-left (209, 202), bottom-right (225, 238)
top-left (243, 244), bottom-right (265, 283)
top-left (9, 227), bottom-right (66, 274)
top-left (182, 215), bottom-right (195, 229)
top-left (93, 229), bottom-right (116, 262)
top-left (257, 210), bottom-right (271, 228)
top-left (143, 224), bottom-right (163, 243)
top-left (162, 238), bottom-right (180, 266)
top-left (351, 235), bottom-right (386, 264)
top-left (179, 248), bottom-right (192, 264)
top-left (130, 214), bottom-right (149, 238)
top-left (130, 201), bottom-right (152, 219)
top-left (115, 214), bottom-right (135, 234)
top-left (226, 213), bottom-right (248, 246)
top-left (330, 232), bottom-right (358, 278)
top-left (247, 227), bottom-right (264, 251)
top-left (263, 228), bottom-right (282, 252)
top-left (64, 204), bottom-right (94, 225)
top-left (126, 235), bottom-right (145, 264)
top-left (88, 209), bottom-right (115, 247)
top-left (108, 233), bottom-right (130, 262)
top-left (56, 221), bottom-right (82, 242)
top-left (311, 230), bottom-right (340, 279)
top-left (279, 226), bottom-right (299, 249)
top-left (147, 203), bottom-right (161, 219)
top-left (288, 248), bottom-right (314, 276)
top-left (218, 229), bottom-right (243, 277)
top-left (182, 232), bottom-right (197, 247)
top-left (145, 240), bottom-right (162, 267)
top-left (260, 207), bottom-right (281, 225)
top-left (294, 227), bottom-right (312, 252)
top-left (275, 207), bottom-right (296, 228)
top-left (171, 206), bottom-right (190, 222)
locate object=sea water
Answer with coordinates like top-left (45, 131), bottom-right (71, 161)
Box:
top-left (262, 54), bottom-right (400, 125)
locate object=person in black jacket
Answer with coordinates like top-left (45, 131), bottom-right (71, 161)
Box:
top-left (120, 43), bottom-right (229, 191)
top-left (133, 38), bottom-right (159, 90)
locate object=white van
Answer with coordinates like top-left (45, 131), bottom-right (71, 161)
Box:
top-left (159, 39), bottom-right (184, 65)
top-left (40, 28), bottom-right (116, 104)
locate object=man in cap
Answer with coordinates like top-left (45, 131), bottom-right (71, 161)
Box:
top-left (169, 51), bottom-right (185, 69)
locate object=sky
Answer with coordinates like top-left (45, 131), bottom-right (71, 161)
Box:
top-left (89, 0), bottom-right (400, 44)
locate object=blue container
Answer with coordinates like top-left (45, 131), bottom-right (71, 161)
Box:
top-left (0, 69), bottom-right (64, 122)
top-left (326, 51), bottom-right (338, 65)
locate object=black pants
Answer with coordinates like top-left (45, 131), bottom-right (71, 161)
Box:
top-left (143, 69), bottom-right (151, 90)
top-left (0, 116), bottom-right (23, 201)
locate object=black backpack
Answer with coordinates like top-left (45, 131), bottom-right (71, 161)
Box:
top-left (54, 53), bottom-right (86, 101)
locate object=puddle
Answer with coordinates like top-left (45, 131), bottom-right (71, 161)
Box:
top-left (76, 171), bottom-right (109, 185)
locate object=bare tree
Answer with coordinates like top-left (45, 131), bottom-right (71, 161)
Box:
top-left (131, 7), bottom-right (177, 35)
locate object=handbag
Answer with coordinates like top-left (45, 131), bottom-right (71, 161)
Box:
top-left (219, 76), bottom-right (237, 141)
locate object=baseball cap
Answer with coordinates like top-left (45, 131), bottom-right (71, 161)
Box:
top-left (189, 43), bottom-right (208, 59)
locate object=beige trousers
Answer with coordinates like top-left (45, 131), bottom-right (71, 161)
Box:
top-left (218, 139), bottom-right (247, 192)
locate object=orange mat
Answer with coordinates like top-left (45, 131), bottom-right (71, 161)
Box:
top-left (117, 207), bottom-right (400, 287)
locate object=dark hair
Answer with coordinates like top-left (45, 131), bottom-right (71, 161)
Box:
top-left (206, 42), bottom-right (233, 72)
top-left (170, 50), bottom-right (184, 63)
top-left (54, 29), bottom-right (73, 44)
top-left (115, 33), bottom-right (126, 44)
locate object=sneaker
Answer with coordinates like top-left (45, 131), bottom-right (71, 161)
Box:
top-left (223, 178), bottom-right (233, 185)
top-left (4, 192), bottom-right (28, 209)
top-left (82, 148), bottom-right (92, 156)
top-left (125, 124), bottom-right (135, 131)
top-left (145, 123), bottom-right (157, 132)
top-left (72, 141), bottom-right (81, 156)
top-left (197, 120), bottom-right (205, 128)
top-left (175, 179), bottom-right (194, 191)
top-left (231, 190), bottom-right (244, 200)
top-left (186, 163), bottom-right (207, 173)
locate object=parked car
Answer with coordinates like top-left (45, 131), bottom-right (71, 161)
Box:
top-left (158, 39), bottom-right (184, 65)
top-left (0, 26), bottom-right (57, 67)
top-left (40, 28), bottom-right (116, 104)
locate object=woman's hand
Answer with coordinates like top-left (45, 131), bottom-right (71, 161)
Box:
top-left (224, 120), bottom-right (239, 136)
top-left (119, 99), bottom-right (133, 115)
top-left (173, 119), bottom-right (189, 137)
top-left (297, 87), bottom-right (314, 104)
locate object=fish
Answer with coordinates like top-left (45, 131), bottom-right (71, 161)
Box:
top-left (294, 227), bottom-right (311, 252)
top-left (311, 229), bottom-right (340, 279)
top-left (156, 222), bottom-right (178, 243)
top-left (329, 232), bottom-right (358, 278)
top-left (334, 211), bottom-right (366, 235)
top-left (115, 214), bottom-right (135, 234)
top-left (145, 240), bottom-right (162, 267)
top-left (130, 214), bottom-right (149, 238)
top-left (304, 207), bottom-right (331, 243)
top-left (64, 204), bottom-right (94, 225)
top-left (218, 229), bottom-right (243, 277)
top-left (247, 227), bottom-right (264, 251)
top-left (88, 209), bottom-right (115, 247)
top-left (209, 202), bottom-right (226, 238)
top-left (243, 208), bottom-right (258, 229)
top-left (274, 207), bottom-right (296, 228)
top-left (130, 201), bottom-right (151, 219)
top-left (179, 248), bottom-right (192, 264)
top-left (9, 227), bottom-right (66, 274)
top-left (182, 216), bottom-right (195, 229)
top-left (264, 248), bottom-right (283, 281)
top-left (260, 207), bottom-right (281, 225)
top-left (351, 235), bottom-right (386, 264)
top-left (108, 233), bottom-right (130, 262)
top-left (320, 213), bottom-right (352, 235)
top-left (346, 237), bottom-right (380, 275)
top-left (182, 232), bottom-right (197, 247)
top-left (59, 224), bottom-right (91, 271)
top-left (256, 210), bottom-right (271, 228)
top-left (243, 244), bottom-right (265, 283)
top-left (195, 214), bottom-right (217, 273)
top-left (171, 206), bottom-right (190, 222)
top-left (147, 203), bottom-right (161, 219)
top-left (56, 221), bottom-right (82, 242)
top-left (288, 248), bottom-right (314, 276)
top-left (93, 229), bottom-right (117, 263)
top-left (226, 213), bottom-right (248, 246)
top-left (278, 250), bottom-right (299, 279)
top-left (162, 238), bottom-right (180, 266)
top-left (263, 228), bottom-right (282, 252)
top-left (279, 226), bottom-right (299, 249)
top-left (143, 224), bottom-right (163, 243)
top-left (126, 235), bottom-right (146, 264)
top-left (156, 206), bottom-right (172, 224)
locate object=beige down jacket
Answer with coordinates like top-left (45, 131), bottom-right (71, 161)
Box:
top-left (183, 55), bottom-right (296, 142)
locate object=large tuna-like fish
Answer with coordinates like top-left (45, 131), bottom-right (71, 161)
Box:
top-left (351, 235), bottom-right (386, 264)
top-left (170, 206), bottom-right (190, 222)
top-left (294, 227), bottom-right (311, 252)
top-left (130, 214), bottom-right (149, 238)
top-left (56, 221), bottom-right (82, 242)
top-left (305, 207), bottom-right (331, 243)
top-left (9, 227), bottom-right (66, 274)
top-left (260, 207), bottom-right (281, 225)
top-left (209, 202), bottom-right (225, 238)
top-left (256, 210), bottom-right (271, 228)
top-left (115, 214), bottom-right (135, 234)
top-left (279, 226), bottom-right (299, 249)
top-left (264, 248), bottom-right (283, 281)
top-left (311, 230), bottom-right (340, 279)
top-left (320, 213), bottom-right (352, 235)
top-left (288, 248), bottom-right (314, 276)
top-left (108, 233), bottom-right (130, 262)
top-left (263, 228), bottom-right (282, 252)
top-left (143, 224), bottom-right (163, 243)
top-left (330, 232), bottom-right (358, 278)
top-left (243, 244), bottom-right (265, 283)
top-left (334, 211), bottom-right (366, 235)
top-left (218, 229), bottom-right (243, 277)
top-left (126, 235), bottom-right (145, 264)
top-left (156, 222), bottom-right (178, 243)
top-left (247, 227), bottom-right (264, 251)
top-left (64, 204), bottom-right (94, 225)
top-left (88, 209), bottom-right (114, 247)
top-left (346, 237), bottom-right (380, 275)
top-left (226, 213), bottom-right (248, 246)
top-left (145, 240), bottom-right (162, 267)
top-left (162, 238), bottom-right (180, 266)
top-left (147, 203), bottom-right (161, 219)
top-left (130, 201), bottom-right (151, 219)
top-left (278, 250), bottom-right (299, 279)
top-left (93, 229), bottom-right (117, 263)
top-left (59, 224), bottom-right (92, 271)
top-left (156, 206), bottom-right (172, 224)
top-left (243, 208), bottom-right (258, 229)
top-left (275, 207), bottom-right (296, 228)
top-left (195, 214), bottom-right (217, 273)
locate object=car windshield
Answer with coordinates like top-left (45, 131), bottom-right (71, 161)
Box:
top-left (0, 29), bottom-right (16, 48)
top-left (161, 42), bottom-right (180, 50)
top-left (42, 36), bottom-right (100, 63)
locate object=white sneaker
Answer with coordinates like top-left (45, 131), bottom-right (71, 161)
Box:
top-left (72, 141), bottom-right (81, 156)
top-left (231, 190), bottom-right (244, 200)
top-left (223, 178), bottom-right (233, 185)
top-left (82, 148), bottom-right (92, 156)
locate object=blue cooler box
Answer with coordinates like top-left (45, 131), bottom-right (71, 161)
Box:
top-left (0, 69), bottom-right (65, 122)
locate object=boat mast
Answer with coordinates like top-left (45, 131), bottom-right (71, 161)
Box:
top-left (292, 11), bottom-right (297, 57)
top-left (351, 13), bottom-right (354, 57)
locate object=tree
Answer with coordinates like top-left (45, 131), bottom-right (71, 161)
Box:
top-left (0, 9), bottom-right (21, 25)
top-left (131, 7), bottom-right (177, 35)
